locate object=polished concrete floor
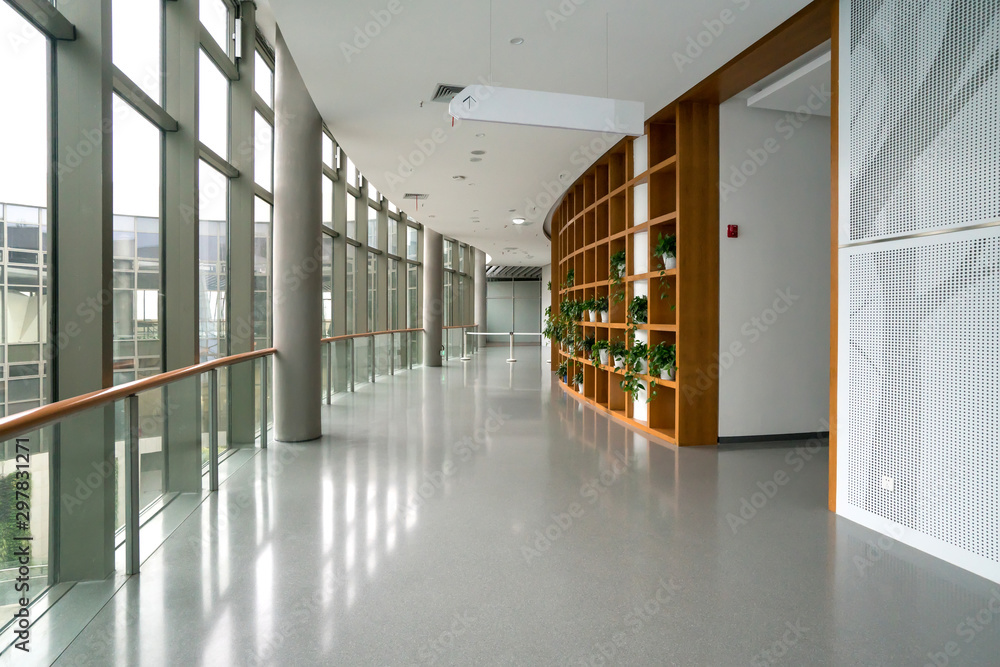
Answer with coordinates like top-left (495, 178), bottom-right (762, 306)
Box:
top-left (44, 348), bottom-right (1000, 665)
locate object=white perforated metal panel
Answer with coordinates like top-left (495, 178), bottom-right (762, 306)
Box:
top-left (848, 0), bottom-right (1000, 242)
top-left (840, 0), bottom-right (1000, 583)
top-left (845, 231), bottom-right (1000, 565)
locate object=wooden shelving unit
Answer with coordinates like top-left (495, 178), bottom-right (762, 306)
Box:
top-left (550, 102), bottom-right (719, 447)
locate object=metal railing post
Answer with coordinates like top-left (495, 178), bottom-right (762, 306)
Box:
top-left (326, 341), bottom-right (333, 405)
top-left (408, 332), bottom-right (413, 370)
top-left (350, 338), bottom-right (356, 392)
top-left (461, 327), bottom-right (472, 361)
top-left (125, 393), bottom-right (141, 575)
top-left (370, 335), bottom-right (376, 383)
top-left (390, 333), bottom-right (395, 376)
top-left (209, 368), bottom-right (220, 492)
top-left (260, 356), bottom-right (268, 449)
top-left (507, 332), bottom-right (517, 363)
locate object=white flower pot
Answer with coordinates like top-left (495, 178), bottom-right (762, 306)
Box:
top-left (660, 366), bottom-right (676, 381)
top-left (638, 359), bottom-right (648, 375)
top-left (614, 355), bottom-right (626, 369)
top-left (589, 310), bottom-right (598, 322)
top-left (598, 350), bottom-right (609, 366)
top-left (661, 254), bottom-right (676, 271)
top-left (600, 311), bottom-right (609, 323)
top-left (577, 383), bottom-right (584, 393)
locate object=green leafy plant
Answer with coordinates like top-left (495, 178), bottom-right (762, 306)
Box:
top-left (547, 281), bottom-right (552, 291)
top-left (565, 268), bottom-right (575, 288)
top-left (654, 233), bottom-right (676, 262)
top-left (620, 340), bottom-right (656, 403)
top-left (557, 360), bottom-right (568, 381)
top-left (573, 370), bottom-right (584, 389)
top-left (649, 342), bottom-right (677, 380)
top-left (591, 339), bottom-right (610, 366)
top-left (609, 250), bottom-right (628, 305)
top-left (581, 335), bottom-right (596, 356)
top-left (609, 340), bottom-right (628, 369)
top-left (628, 295), bottom-right (648, 325)
top-left (580, 298), bottom-right (597, 317)
top-left (594, 295), bottom-right (609, 313)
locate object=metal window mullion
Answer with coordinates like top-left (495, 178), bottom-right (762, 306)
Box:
top-left (199, 143), bottom-right (239, 179)
top-left (253, 183), bottom-right (273, 204)
top-left (254, 95), bottom-right (274, 123)
top-left (112, 65), bottom-right (179, 132)
top-left (200, 25), bottom-right (239, 81)
top-left (6, 0), bottom-right (75, 40)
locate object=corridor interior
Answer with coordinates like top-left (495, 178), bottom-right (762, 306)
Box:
top-left (32, 349), bottom-right (1000, 665)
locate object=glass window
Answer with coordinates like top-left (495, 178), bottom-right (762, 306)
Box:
top-left (367, 253), bottom-right (377, 331)
top-left (459, 245), bottom-right (465, 273)
top-left (253, 197), bottom-right (271, 349)
top-left (113, 0), bottom-right (161, 103)
top-left (0, 2), bottom-right (50, 606)
top-left (347, 191), bottom-right (357, 240)
top-left (388, 201), bottom-right (398, 215)
top-left (407, 264), bottom-right (418, 328)
top-left (388, 259), bottom-right (398, 330)
top-left (388, 219), bottom-right (398, 256)
top-left (322, 234), bottom-right (333, 337)
top-left (200, 0), bottom-right (230, 55)
top-left (407, 226), bottom-right (418, 260)
top-left (368, 205), bottom-right (379, 249)
top-left (367, 181), bottom-right (379, 204)
top-left (346, 157), bottom-right (357, 189)
top-left (254, 51), bottom-right (273, 108)
top-left (112, 96), bottom-right (162, 381)
top-left (444, 240), bottom-right (454, 270)
top-left (322, 134), bottom-right (334, 168)
top-left (199, 161), bottom-right (229, 361)
top-left (322, 176), bottom-right (333, 227)
top-left (199, 50), bottom-right (229, 159)
top-left (253, 111), bottom-right (272, 191)
top-left (443, 272), bottom-right (453, 326)
top-left (0, 1), bottom-right (48, 416)
top-left (345, 245), bottom-right (355, 334)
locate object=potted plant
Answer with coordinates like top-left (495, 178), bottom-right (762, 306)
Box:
top-left (557, 360), bottom-right (568, 384)
top-left (565, 268), bottom-right (575, 288)
top-left (581, 335), bottom-right (596, 357)
top-left (581, 298), bottom-right (598, 322)
top-left (649, 342), bottom-right (677, 381)
top-left (591, 339), bottom-right (610, 366)
top-left (654, 233), bottom-right (676, 271)
top-left (628, 295), bottom-right (648, 325)
top-left (618, 363), bottom-right (646, 402)
top-left (595, 295), bottom-right (609, 322)
top-left (630, 341), bottom-right (649, 376)
top-left (609, 250), bottom-right (627, 305)
top-left (573, 370), bottom-right (584, 393)
top-left (609, 340), bottom-right (628, 370)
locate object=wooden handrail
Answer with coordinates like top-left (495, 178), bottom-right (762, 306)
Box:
top-left (443, 324), bottom-right (478, 330)
top-left (321, 328), bottom-right (423, 344)
top-left (0, 348), bottom-right (276, 443)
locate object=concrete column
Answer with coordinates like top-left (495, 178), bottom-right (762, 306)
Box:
top-left (475, 249), bottom-right (488, 349)
top-left (51, 0), bottom-right (115, 582)
top-left (273, 28), bottom-right (322, 442)
top-left (422, 228), bottom-right (443, 367)
top-left (229, 1), bottom-right (257, 447)
top-left (162, 0), bottom-right (202, 492)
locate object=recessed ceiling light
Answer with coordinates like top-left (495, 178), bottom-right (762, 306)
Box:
top-left (508, 209), bottom-right (517, 213)
top-left (510, 37), bottom-right (525, 45)
top-left (476, 133), bottom-right (486, 138)
top-left (513, 218), bottom-right (526, 225)
top-left (470, 157), bottom-right (482, 162)
top-left (471, 150), bottom-right (486, 155)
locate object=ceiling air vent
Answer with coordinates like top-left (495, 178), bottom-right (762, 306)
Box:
top-left (430, 84), bottom-right (466, 103)
top-left (403, 194), bottom-right (429, 201)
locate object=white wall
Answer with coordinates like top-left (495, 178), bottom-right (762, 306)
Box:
top-left (718, 100), bottom-right (830, 438)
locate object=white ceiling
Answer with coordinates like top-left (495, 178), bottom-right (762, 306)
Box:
top-left (743, 43), bottom-right (832, 117)
top-left (265, 0), bottom-right (814, 265)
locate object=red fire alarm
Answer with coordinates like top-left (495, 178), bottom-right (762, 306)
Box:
top-left (727, 225), bottom-right (739, 238)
